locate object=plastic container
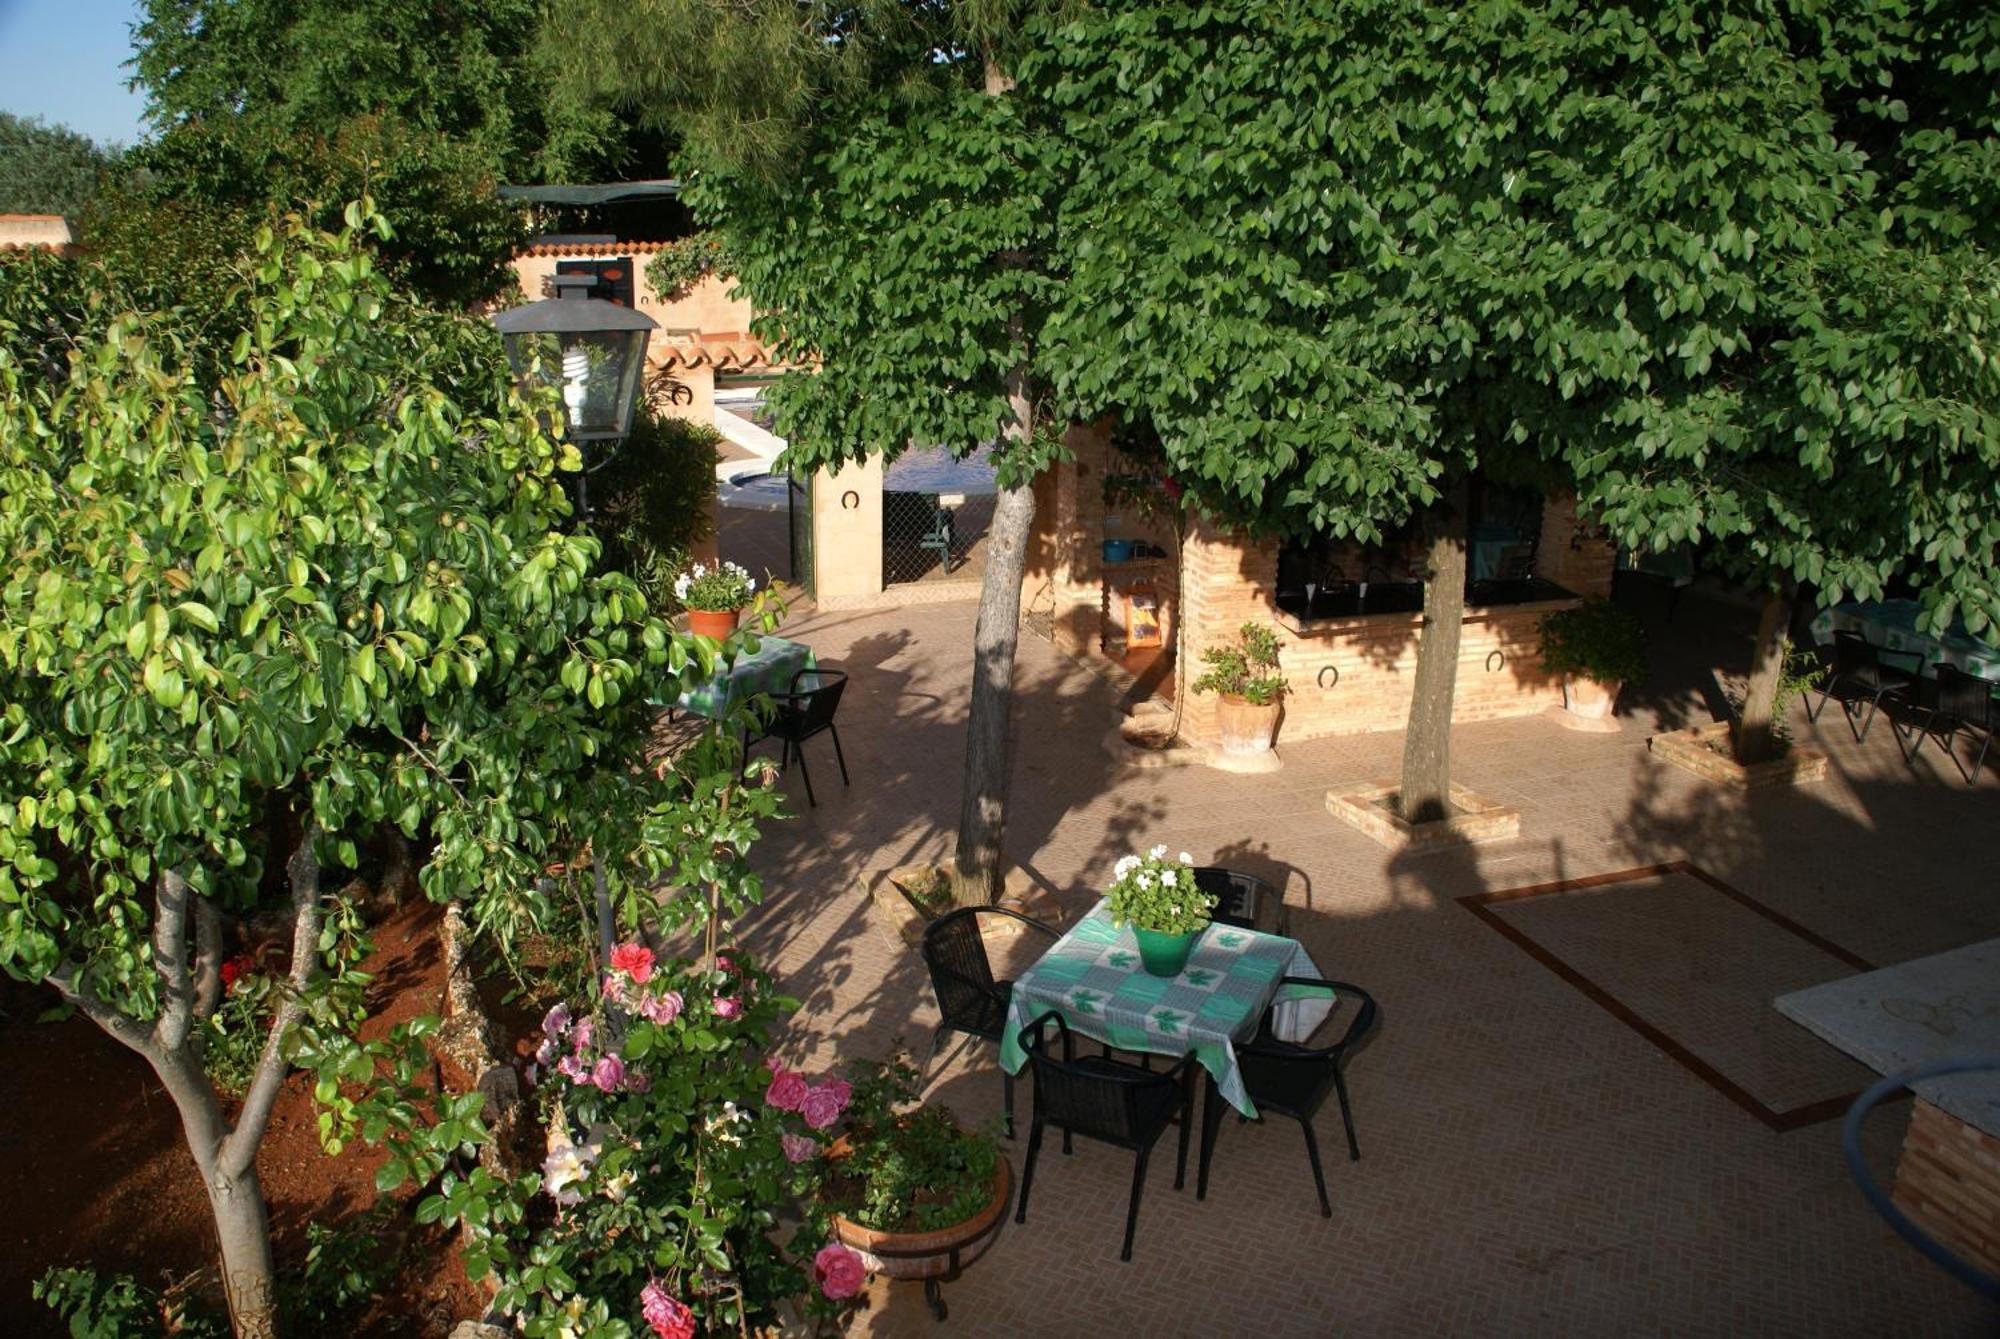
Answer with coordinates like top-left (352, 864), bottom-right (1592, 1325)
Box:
top-left (1102, 539), bottom-right (1137, 563)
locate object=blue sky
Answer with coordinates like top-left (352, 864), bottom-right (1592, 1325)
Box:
top-left (0, 0), bottom-right (148, 147)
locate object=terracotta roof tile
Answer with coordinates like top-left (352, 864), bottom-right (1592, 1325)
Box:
top-left (655, 338), bottom-right (782, 371)
top-left (517, 238), bottom-right (673, 259)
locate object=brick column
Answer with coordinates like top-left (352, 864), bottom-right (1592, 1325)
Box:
top-left (1177, 516), bottom-right (1280, 748)
top-left (1892, 1100), bottom-right (2000, 1279)
top-left (1047, 421), bottom-right (1111, 659)
top-left (1535, 491), bottom-right (1616, 597)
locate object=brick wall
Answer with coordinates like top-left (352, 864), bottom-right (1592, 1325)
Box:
top-left (1536, 491), bottom-right (1617, 598)
top-left (1893, 1099), bottom-right (2000, 1279)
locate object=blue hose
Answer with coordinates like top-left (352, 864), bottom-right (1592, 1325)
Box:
top-left (1840, 1055), bottom-right (2000, 1300)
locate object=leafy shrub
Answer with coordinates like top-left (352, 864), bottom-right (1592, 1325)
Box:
top-left (592, 409), bottom-right (722, 614)
top-left (33, 1266), bottom-right (225, 1339)
top-left (1538, 598), bottom-right (1647, 686)
top-left (643, 231), bottom-right (734, 301)
top-left (289, 1206), bottom-right (400, 1329)
top-left (1191, 622), bottom-right (1286, 705)
top-left (821, 1052), bottom-right (998, 1234)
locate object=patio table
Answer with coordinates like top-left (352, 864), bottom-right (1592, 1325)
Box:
top-left (670, 635), bottom-right (815, 719)
top-left (1808, 599), bottom-right (2000, 684)
top-left (996, 898), bottom-right (1333, 1118)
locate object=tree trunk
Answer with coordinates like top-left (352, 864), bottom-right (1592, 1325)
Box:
top-left (1399, 488), bottom-right (1470, 824)
top-left (1735, 583), bottom-right (1796, 765)
top-left (955, 476), bottom-right (1036, 904)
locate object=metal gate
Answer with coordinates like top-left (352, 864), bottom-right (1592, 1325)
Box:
top-left (787, 469), bottom-right (814, 598)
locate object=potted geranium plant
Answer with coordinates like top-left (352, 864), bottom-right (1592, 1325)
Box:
top-left (675, 560), bottom-right (757, 638)
top-left (1105, 845), bottom-right (1218, 977)
top-left (1538, 598), bottom-right (1646, 728)
top-left (777, 1052), bottom-right (1010, 1309)
top-left (1191, 622), bottom-right (1287, 754)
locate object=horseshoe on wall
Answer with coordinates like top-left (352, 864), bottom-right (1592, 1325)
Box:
top-left (1318, 665), bottom-right (1339, 690)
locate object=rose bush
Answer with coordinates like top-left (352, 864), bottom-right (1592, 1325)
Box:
top-left (443, 944), bottom-right (872, 1336)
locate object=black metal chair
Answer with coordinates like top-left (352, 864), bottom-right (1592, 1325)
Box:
top-left (919, 906), bottom-right (1059, 1137)
top-left (1895, 664), bottom-right (1997, 785)
top-left (1014, 1010), bottom-right (1195, 1261)
top-left (1197, 977), bottom-right (1378, 1218)
top-left (742, 667), bottom-right (849, 806)
top-left (1806, 630), bottom-right (1915, 742)
top-left (1191, 866), bottom-right (1289, 936)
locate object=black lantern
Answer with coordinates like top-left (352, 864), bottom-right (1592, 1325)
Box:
top-left (492, 275), bottom-right (659, 444)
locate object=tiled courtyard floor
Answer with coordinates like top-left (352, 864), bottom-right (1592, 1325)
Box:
top-left (731, 592), bottom-right (2000, 1337)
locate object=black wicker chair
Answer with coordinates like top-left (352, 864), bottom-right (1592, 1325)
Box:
top-left (742, 667), bottom-right (849, 806)
top-left (1806, 631), bottom-right (1915, 742)
top-left (1895, 664), bottom-right (1996, 785)
top-left (1014, 1010), bottom-right (1195, 1261)
top-left (1191, 866), bottom-right (1289, 936)
top-left (919, 907), bottom-right (1059, 1137)
top-left (1197, 977), bottom-right (1378, 1218)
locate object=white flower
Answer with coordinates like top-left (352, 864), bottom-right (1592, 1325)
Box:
top-left (543, 1140), bottom-right (594, 1206)
top-left (1137, 872), bottom-right (1153, 889)
top-left (1179, 852), bottom-right (1194, 865)
top-left (1160, 869), bottom-right (1178, 889)
top-left (1149, 843), bottom-right (1168, 859)
top-left (1114, 855), bottom-right (1140, 877)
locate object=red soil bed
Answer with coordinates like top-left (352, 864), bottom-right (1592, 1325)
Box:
top-left (0, 900), bottom-right (489, 1336)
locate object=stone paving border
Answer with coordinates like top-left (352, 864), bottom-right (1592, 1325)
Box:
top-left (1650, 720), bottom-right (1830, 789)
top-left (1460, 861), bottom-right (1882, 1132)
top-left (1324, 779), bottom-right (1522, 850)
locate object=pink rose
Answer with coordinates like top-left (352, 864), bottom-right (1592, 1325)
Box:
top-left (641, 990), bottom-right (684, 1025)
top-left (781, 1132), bottom-right (820, 1164)
top-left (625, 1069), bottom-right (651, 1094)
top-left (813, 1242), bottom-right (866, 1300)
top-left (764, 1069), bottom-right (809, 1112)
top-left (557, 1054), bottom-right (589, 1085)
top-left (591, 1055), bottom-right (626, 1092)
top-left (799, 1084), bottom-right (844, 1130)
top-left (572, 1018), bottom-right (595, 1053)
top-left (601, 971), bottom-right (628, 1005)
top-left (541, 1003), bottom-right (571, 1038)
top-left (610, 942), bottom-right (655, 984)
top-left (714, 996), bottom-right (742, 1020)
top-left (716, 953), bottom-right (736, 974)
top-left (819, 1077), bottom-right (853, 1110)
top-left (640, 1280), bottom-right (695, 1339)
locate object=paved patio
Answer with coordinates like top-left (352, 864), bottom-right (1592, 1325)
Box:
top-left (730, 592), bottom-right (2000, 1336)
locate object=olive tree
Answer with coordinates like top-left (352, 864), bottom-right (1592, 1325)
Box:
top-left (0, 209), bottom-right (747, 1334)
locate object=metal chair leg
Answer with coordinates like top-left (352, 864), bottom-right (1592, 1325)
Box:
top-left (1121, 1146), bottom-right (1151, 1262)
top-left (794, 739), bottom-right (816, 807)
top-left (1001, 1068), bottom-right (1014, 1140)
top-left (1197, 1075), bottom-right (1229, 1201)
top-left (829, 723), bottom-right (850, 786)
top-left (1333, 1068), bottom-right (1361, 1161)
top-left (1300, 1120), bottom-right (1332, 1218)
top-left (1174, 1068), bottom-right (1193, 1190)
top-left (1014, 1118), bottom-right (1043, 1225)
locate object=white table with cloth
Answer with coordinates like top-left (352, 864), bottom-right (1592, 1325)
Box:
top-left (997, 898), bottom-right (1334, 1117)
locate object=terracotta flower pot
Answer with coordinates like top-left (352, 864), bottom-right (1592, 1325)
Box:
top-left (1563, 676), bottom-right (1620, 720)
top-left (1215, 693), bottom-right (1281, 755)
top-left (688, 607), bottom-right (742, 639)
top-left (829, 1156), bottom-right (1012, 1281)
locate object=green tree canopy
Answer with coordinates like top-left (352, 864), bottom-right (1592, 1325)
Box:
top-left (0, 208), bottom-right (770, 1331)
top-left (0, 113), bottom-right (119, 218)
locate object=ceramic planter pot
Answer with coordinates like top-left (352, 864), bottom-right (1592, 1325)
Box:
top-left (1563, 676), bottom-right (1620, 720)
top-left (1215, 693), bottom-right (1281, 755)
top-left (829, 1155), bottom-right (1012, 1282)
top-left (688, 607), bottom-right (742, 639)
top-left (1133, 925), bottom-right (1201, 977)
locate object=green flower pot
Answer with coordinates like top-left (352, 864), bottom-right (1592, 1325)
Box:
top-left (1133, 926), bottom-right (1200, 977)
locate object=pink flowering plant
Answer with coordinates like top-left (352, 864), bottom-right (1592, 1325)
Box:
top-left (442, 944), bottom-right (884, 1336)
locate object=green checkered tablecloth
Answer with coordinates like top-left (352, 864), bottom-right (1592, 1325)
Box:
top-left (1809, 600), bottom-right (2000, 684)
top-left (672, 636), bottom-right (816, 719)
top-left (997, 898), bottom-right (1332, 1117)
